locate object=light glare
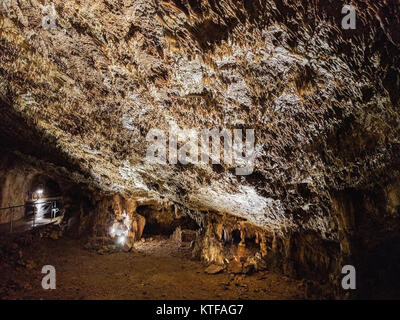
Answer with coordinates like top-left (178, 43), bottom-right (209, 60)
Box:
top-left (119, 236), bottom-right (126, 244)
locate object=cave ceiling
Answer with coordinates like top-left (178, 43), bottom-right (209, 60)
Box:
top-left (0, 0), bottom-right (399, 238)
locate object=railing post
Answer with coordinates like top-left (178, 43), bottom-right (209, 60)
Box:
top-left (9, 207), bottom-right (13, 233)
top-left (51, 201), bottom-right (55, 221)
top-left (32, 204), bottom-right (36, 228)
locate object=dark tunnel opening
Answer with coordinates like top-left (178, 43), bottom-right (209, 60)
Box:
top-left (25, 174), bottom-right (63, 220)
top-left (136, 205), bottom-right (199, 238)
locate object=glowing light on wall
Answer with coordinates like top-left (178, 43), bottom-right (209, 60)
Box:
top-left (34, 200), bottom-right (45, 222)
top-left (110, 211), bottom-right (131, 246)
top-left (118, 236), bottom-right (126, 244)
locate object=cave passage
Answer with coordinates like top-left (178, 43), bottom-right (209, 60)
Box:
top-left (137, 205), bottom-right (199, 239)
top-left (0, 175), bottom-right (63, 233)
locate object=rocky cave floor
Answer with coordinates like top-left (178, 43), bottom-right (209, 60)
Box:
top-left (0, 226), bottom-right (307, 300)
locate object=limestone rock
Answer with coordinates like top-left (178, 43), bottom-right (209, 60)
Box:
top-left (122, 236), bottom-right (135, 252)
top-left (205, 264), bottom-right (225, 275)
top-left (228, 261), bottom-right (243, 274)
top-left (171, 227), bottom-right (198, 243)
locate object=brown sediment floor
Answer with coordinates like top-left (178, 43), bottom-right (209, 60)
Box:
top-left (0, 234), bottom-right (306, 300)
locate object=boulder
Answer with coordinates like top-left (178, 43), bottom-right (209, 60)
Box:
top-left (122, 236), bottom-right (135, 252)
top-left (228, 260), bottom-right (243, 274)
top-left (205, 264), bottom-right (225, 275)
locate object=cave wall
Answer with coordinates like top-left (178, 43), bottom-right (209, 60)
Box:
top-left (0, 155), bottom-right (38, 223)
top-left (194, 212), bottom-right (340, 293)
top-left (1, 0), bottom-right (398, 233)
top-left (73, 193), bottom-right (145, 244)
top-left (331, 178), bottom-right (400, 298)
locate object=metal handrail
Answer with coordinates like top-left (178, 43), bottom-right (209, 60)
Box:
top-left (0, 197), bottom-right (63, 211)
top-left (25, 196), bottom-right (63, 204)
top-left (0, 198), bottom-right (63, 233)
top-left (0, 204), bottom-right (26, 211)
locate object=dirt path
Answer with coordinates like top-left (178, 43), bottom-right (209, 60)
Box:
top-left (0, 236), bottom-right (306, 300)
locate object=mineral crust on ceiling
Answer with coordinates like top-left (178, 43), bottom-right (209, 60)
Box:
top-left (0, 0), bottom-right (399, 243)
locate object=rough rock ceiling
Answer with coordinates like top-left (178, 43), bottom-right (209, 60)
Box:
top-left (0, 0), bottom-right (399, 239)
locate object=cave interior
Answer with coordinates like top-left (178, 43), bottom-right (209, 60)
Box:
top-left (0, 0), bottom-right (399, 300)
